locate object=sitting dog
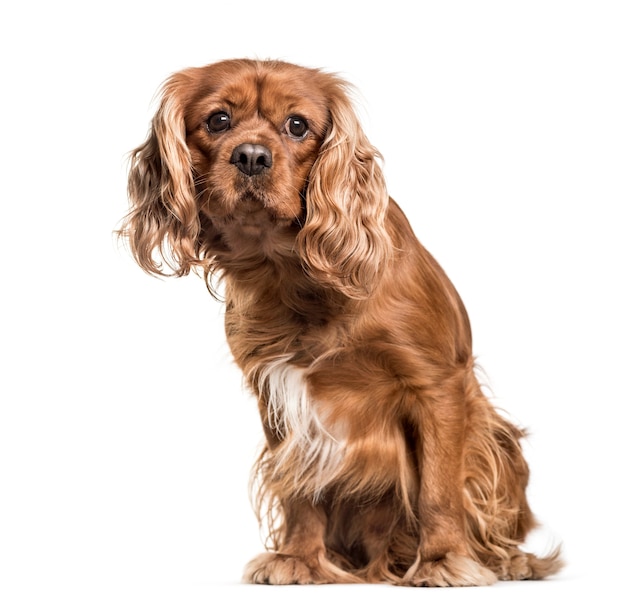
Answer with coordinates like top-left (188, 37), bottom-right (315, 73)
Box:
top-left (118, 59), bottom-right (562, 586)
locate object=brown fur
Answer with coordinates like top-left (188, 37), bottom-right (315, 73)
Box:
top-left (117, 58), bottom-right (562, 586)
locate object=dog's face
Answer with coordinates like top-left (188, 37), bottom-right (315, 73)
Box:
top-left (123, 59), bottom-right (391, 295)
top-left (179, 61), bottom-right (331, 238)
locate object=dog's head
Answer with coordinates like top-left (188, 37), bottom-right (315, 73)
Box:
top-left (120, 59), bottom-right (391, 297)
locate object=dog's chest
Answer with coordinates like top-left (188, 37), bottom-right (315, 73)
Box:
top-left (259, 359), bottom-right (346, 493)
top-left (224, 280), bottom-right (347, 366)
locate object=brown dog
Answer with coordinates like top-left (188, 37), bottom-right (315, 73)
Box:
top-left (118, 59), bottom-right (562, 586)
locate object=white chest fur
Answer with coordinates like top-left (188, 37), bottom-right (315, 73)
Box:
top-left (257, 358), bottom-right (346, 496)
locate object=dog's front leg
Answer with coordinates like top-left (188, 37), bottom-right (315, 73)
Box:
top-left (243, 498), bottom-right (359, 584)
top-left (402, 378), bottom-right (497, 587)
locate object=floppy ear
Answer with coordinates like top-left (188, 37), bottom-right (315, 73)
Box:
top-left (117, 73), bottom-right (200, 277)
top-left (297, 81), bottom-right (392, 298)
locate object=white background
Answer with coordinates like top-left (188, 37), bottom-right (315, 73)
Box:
top-left (1, 1), bottom-right (624, 605)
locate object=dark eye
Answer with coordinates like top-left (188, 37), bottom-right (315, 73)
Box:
top-left (285, 116), bottom-right (308, 139)
top-left (206, 111), bottom-right (231, 133)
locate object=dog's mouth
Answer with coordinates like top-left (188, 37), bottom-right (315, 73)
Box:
top-left (198, 162), bottom-right (307, 235)
top-left (230, 182), bottom-right (306, 226)
top-left (207, 191), bottom-right (300, 238)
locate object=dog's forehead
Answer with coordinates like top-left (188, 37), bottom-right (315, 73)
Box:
top-left (252, 75), bottom-right (323, 109)
top-left (193, 62), bottom-right (329, 118)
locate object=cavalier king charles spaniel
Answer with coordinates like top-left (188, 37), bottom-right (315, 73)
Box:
top-left (118, 59), bottom-right (562, 586)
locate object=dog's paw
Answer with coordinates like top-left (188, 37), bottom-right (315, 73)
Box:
top-left (243, 551), bottom-right (359, 585)
top-left (401, 553), bottom-right (497, 587)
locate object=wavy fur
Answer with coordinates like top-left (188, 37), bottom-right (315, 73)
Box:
top-left (117, 58), bottom-right (562, 586)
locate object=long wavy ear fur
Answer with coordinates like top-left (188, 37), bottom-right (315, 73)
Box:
top-left (297, 80), bottom-right (392, 298)
top-left (116, 73), bottom-right (200, 277)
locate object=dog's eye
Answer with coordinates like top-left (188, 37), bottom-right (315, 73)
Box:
top-left (206, 111), bottom-right (231, 133)
top-left (285, 116), bottom-right (308, 139)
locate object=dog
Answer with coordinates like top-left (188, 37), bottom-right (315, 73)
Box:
top-left (117, 58), bottom-right (562, 586)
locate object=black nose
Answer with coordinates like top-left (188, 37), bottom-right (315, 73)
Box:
top-left (230, 143), bottom-right (273, 176)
